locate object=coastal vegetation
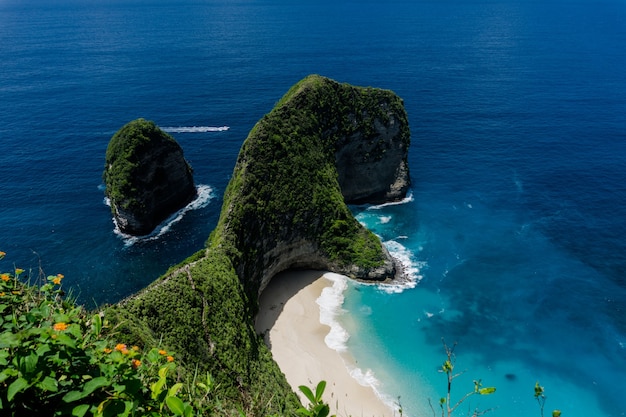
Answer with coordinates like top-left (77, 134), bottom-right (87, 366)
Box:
top-left (0, 257), bottom-right (194, 416)
top-left (103, 118), bottom-right (196, 235)
top-left (103, 119), bottom-right (171, 212)
top-left (2, 75), bottom-right (410, 415)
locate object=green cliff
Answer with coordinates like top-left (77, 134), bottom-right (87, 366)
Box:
top-left (106, 75), bottom-right (411, 415)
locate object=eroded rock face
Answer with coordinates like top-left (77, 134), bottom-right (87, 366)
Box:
top-left (103, 119), bottom-right (196, 236)
top-left (335, 114), bottom-right (410, 204)
top-left (212, 75), bottom-right (411, 296)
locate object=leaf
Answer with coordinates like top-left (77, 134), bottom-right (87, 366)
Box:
top-left (92, 313), bottom-right (102, 337)
top-left (72, 404), bottom-right (91, 417)
top-left (151, 377), bottom-right (167, 400)
top-left (166, 396), bottom-right (186, 415)
top-left (38, 376), bottom-right (59, 392)
top-left (36, 343), bottom-right (51, 357)
top-left (298, 385), bottom-right (316, 404)
top-left (62, 376), bottom-right (109, 402)
top-left (54, 333), bottom-right (76, 349)
top-left (20, 353), bottom-right (39, 375)
top-left (82, 376), bottom-right (110, 396)
top-left (314, 380), bottom-right (326, 402)
top-left (63, 390), bottom-right (84, 403)
top-left (101, 399), bottom-right (126, 417)
top-left (0, 368), bottom-right (18, 384)
top-left (0, 331), bottom-right (19, 348)
top-left (312, 403), bottom-right (330, 417)
top-left (7, 377), bottom-right (29, 401)
top-left (168, 382), bottom-right (184, 397)
top-left (158, 365), bottom-right (169, 379)
top-left (296, 406), bottom-right (312, 417)
top-left (479, 387), bottom-right (496, 395)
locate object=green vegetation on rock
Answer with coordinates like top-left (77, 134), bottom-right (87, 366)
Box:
top-left (2, 75), bottom-right (411, 416)
top-left (104, 75), bottom-right (409, 415)
top-left (103, 118), bottom-right (196, 235)
top-left (103, 118), bottom-right (170, 211)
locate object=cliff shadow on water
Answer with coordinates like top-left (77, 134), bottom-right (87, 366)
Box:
top-left (106, 74), bottom-right (411, 415)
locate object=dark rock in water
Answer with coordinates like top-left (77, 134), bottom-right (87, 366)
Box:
top-left (334, 102), bottom-right (410, 204)
top-left (505, 373), bottom-right (517, 381)
top-left (103, 118), bottom-right (196, 236)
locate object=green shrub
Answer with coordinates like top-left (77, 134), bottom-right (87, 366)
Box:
top-left (0, 252), bottom-right (193, 417)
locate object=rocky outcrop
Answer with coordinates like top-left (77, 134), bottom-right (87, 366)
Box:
top-left (334, 102), bottom-right (410, 204)
top-left (210, 74), bottom-right (411, 296)
top-left (103, 119), bottom-right (196, 236)
top-left (108, 76), bottom-right (412, 414)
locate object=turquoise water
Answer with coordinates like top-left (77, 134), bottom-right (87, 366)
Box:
top-left (1, 0), bottom-right (625, 415)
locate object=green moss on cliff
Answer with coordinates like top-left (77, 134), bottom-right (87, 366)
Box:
top-left (106, 248), bottom-right (299, 416)
top-left (213, 74), bottom-right (406, 295)
top-left (103, 118), bottom-right (182, 211)
top-left (106, 75), bottom-right (409, 416)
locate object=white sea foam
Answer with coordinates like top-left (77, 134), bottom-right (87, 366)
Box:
top-left (346, 361), bottom-right (407, 416)
top-left (366, 190), bottom-right (414, 210)
top-left (161, 126), bottom-right (229, 133)
top-left (379, 215), bottom-right (392, 224)
top-left (316, 273), bottom-right (400, 415)
top-left (316, 273), bottom-right (350, 352)
top-left (112, 184), bottom-right (214, 246)
top-left (378, 239), bottom-right (425, 294)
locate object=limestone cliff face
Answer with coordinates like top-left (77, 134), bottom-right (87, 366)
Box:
top-left (103, 119), bottom-right (196, 236)
top-left (334, 101), bottom-right (410, 204)
top-left (210, 75), bottom-right (411, 296)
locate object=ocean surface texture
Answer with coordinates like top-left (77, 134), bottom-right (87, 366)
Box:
top-left (1, 1), bottom-right (625, 416)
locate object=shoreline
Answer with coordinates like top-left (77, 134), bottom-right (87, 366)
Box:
top-left (255, 269), bottom-right (398, 417)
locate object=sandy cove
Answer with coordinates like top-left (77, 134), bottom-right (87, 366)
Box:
top-left (255, 269), bottom-right (399, 417)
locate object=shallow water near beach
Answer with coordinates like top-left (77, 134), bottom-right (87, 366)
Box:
top-left (1, 0), bottom-right (625, 415)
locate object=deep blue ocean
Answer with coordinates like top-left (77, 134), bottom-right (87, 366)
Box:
top-left (1, 0), bottom-right (625, 416)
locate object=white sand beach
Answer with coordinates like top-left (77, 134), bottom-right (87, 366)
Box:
top-left (255, 270), bottom-right (398, 417)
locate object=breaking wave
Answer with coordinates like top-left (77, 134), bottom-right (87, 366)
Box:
top-left (111, 184), bottom-right (214, 246)
top-left (317, 273), bottom-right (350, 352)
top-left (367, 190), bottom-right (414, 210)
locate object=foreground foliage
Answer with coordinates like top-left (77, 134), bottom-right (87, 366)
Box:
top-left (0, 255), bottom-right (192, 416)
top-left (430, 340), bottom-right (496, 417)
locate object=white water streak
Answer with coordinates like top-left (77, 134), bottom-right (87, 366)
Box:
top-left (161, 126), bottom-right (229, 133)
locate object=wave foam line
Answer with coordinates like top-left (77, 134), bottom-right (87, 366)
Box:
top-left (380, 239), bottom-right (425, 294)
top-left (346, 366), bottom-right (405, 417)
top-left (161, 126), bottom-right (229, 133)
top-left (316, 273), bottom-right (402, 415)
top-left (317, 273), bottom-right (350, 352)
top-left (367, 190), bottom-right (414, 210)
top-left (112, 184), bottom-right (214, 246)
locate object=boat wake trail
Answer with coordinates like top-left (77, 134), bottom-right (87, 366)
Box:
top-left (161, 126), bottom-right (229, 133)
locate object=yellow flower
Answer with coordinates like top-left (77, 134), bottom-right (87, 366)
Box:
top-left (132, 345), bottom-right (140, 352)
top-left (167, 355), bottom-right (174, 362)
top-left (131, 359), bottom-right (141, 369)
top-left (1, 274), bottom-right (9, 282)
top-left (0, 292), bottom-right (5, 297)
top-left (0, 251), bottom-right (6, 258)
top-left (52, 274), bottom-right (64, 285)
top-left (158, 349), bottom-right (167, 355)
top-left (103, 348), bottom-right (112, 354)
top-left (15, 268), bottom-right (24, 275)
top-left (53, 322), bottom-right (68, 331)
